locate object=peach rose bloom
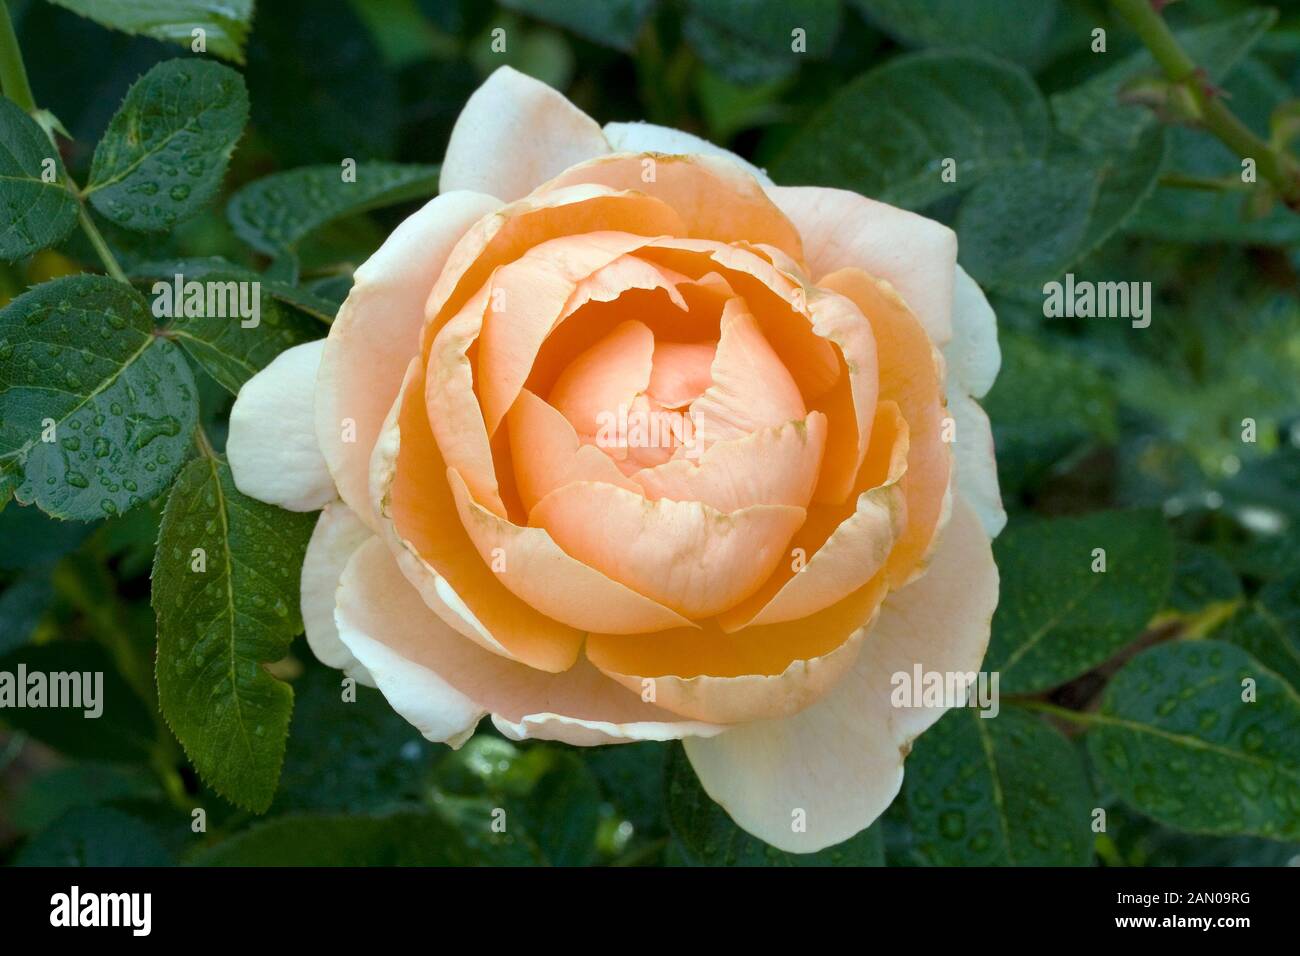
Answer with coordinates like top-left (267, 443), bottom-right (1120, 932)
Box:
top-left (227, 67), bottom-right (1004, 852)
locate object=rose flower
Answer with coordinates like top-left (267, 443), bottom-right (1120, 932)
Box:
top-left (227, 67), bottom-right (1004, 852)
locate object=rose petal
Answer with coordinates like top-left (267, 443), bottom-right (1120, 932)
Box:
top-left (631, 412), bottom-right (827, 512)
top-left (423, 185), bottom-right (687, 355)
top-left (525, 285), bottom-right (697, 405)
top-left (227, 339), bottom-right (334, 511)
top-left (316, 190), bottom-right (501, 529)
top-left (586, 564), bottom-right (891, 722)
top-left (441, 66), bottom-right (611, 202)
top-left (548, 318), bottom-right (656, 440)
top-left (301, 501), bottom-right (374, 682)
top-left (946, 265), bottom-right (1001, 400)
top-left (602, 121), bottom-right (773, 185)
top-left (819, 267), bottom-right (952, 586)
top-left (474, 232), bottom-right (670, 437)
top-left (769, 185), bottom-right (957, 347)
top-left (424, 284), bottom-right (509, 517)
top-left (640, 238), bottom-right (841, 402)
top-left (717, 400), bottom-right (908, 632)
top-left (538, 153), bottom-right (804, 262)
top-left (508, 387), bottom-right (641, 513)
top-left (948, 389), bottom-right (1006, 538)
top-left (598, 626), bottom-right (867, 725)
top-left (448, 467), bottom-right (696, 633)
top-left (374, 358), bottom-right (587, 671)
top-left (565, 254), bottom-right (690, 320)
top-left (689, 298), bottom-right (806, 444)
top-left (682, 496), bottom-right (997, 852)
top-left (530, 479), bottom-right (806, 619)
top-left (805, 285), bottom-right (879, 504)
top-left (647, 340), bottom-right (715, 408)
top-left (335, 536), bottom-right (724, 747)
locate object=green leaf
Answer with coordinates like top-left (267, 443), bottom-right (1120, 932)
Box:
top-left (0, 641), bottom-right (156, 762)
top-left (433, 736), bottom-right (602, 865)
top-left (15, 806), bottom-right (173, 866)
top-left (955, 126), bottom-right (1167, 289)
top-left (272, 657), bottom-right (435, 814)
top-left (772, 50), bottom-right (1051, 211)
top-left (508, 749), bottom-right (602, 866)
top-left (1088, 640), bottom-right (1300, 839)
top-left (985, 509), bottom-right (1173, 693)
top-left (664, 743), bottom-right (885, 865)
top-left (0, 569), bottom-right (53, 654)
top-left (1106, 802), bottom-right (1300, 867)
top-left (1219, 571), bottom-right (1300, 692)
top-left (95, 496), bottom-right (167, 578)
top-left (226, 162), bottom-right (441, 259)
top-left (12, 763), bottom-right (158, 832)
top-left (130, 257), bottom-right (342, 323)
top-left (1158, 544), bottom-right (1243, 638)
top-left (1051, 8), bottom-right (1276, 153)
top-left (257, 281), bottom-right (341, 323)
top-left (86, 59), bottom-right (250, 233)
top-left (0, 503), bottom-right (90, 569)
top-left (499, 0), bottom-right (655, 53)
top-left (586, 740), bottom-right (670, 838)
top-left (245, 0), bottom-right (399, 167)
top-left (0, 466), bottom-right (17, 510)
top-left (683, 0), bottom-right (842, 85)
top-left (163, 281), bottom-right (320, 394)
top-left (152, 454), bottom-right (315, 813)
top-left (435, 735), bottom-right (535, 796)
top-left (0, 97), bottom-right (78, 261)
top-left (47, 0), bottom-right (255, 64)
top-left (905, 707), bottom-right (1094, 865)
top-left (850, 0), bottom-right (1060, 67)
top-left (0, 275), bottom-right (199, 520)
top-left (194, 808), bottom-right (542, 865)
top-left (981, 330), bottom-right (1118, 496)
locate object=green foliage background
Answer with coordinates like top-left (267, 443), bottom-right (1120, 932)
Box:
top-left (1, 0), bottom-right (1298, 866)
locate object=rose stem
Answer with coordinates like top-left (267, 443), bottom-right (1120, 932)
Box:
top-left (0, 0), bottom-right (130, 282)
top-left (1109, 0), bottom-right (1300, 210)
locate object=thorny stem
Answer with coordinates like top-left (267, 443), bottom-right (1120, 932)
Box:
top-left (0, 0), bottom-right (129, 282)
top-left (1109, 0), bottom-right (1300, 209)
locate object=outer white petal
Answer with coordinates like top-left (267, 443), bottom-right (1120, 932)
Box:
top-left (602, 121), bottom-right (773, 186)
top-left (300, 501), bottom-right (375, 684)
top-left (442, 66), bottom-right (611, 202)
top-left (315, 190), bottom-right (500, 530)
top-left (336, 538), bottom-right (483, 748)
top-left (946, 266), bottom-right (1001, 400)
top-left (227, 339), bottom-right (333, 511)
top-left (334, 537), bottom-right (723, 748)
top-left (767, 185), bottom-right (957, 347)
top-left (948, 390), bottom-right (1006, 538)
top-left (683, 497), bottom-right (997, 853)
